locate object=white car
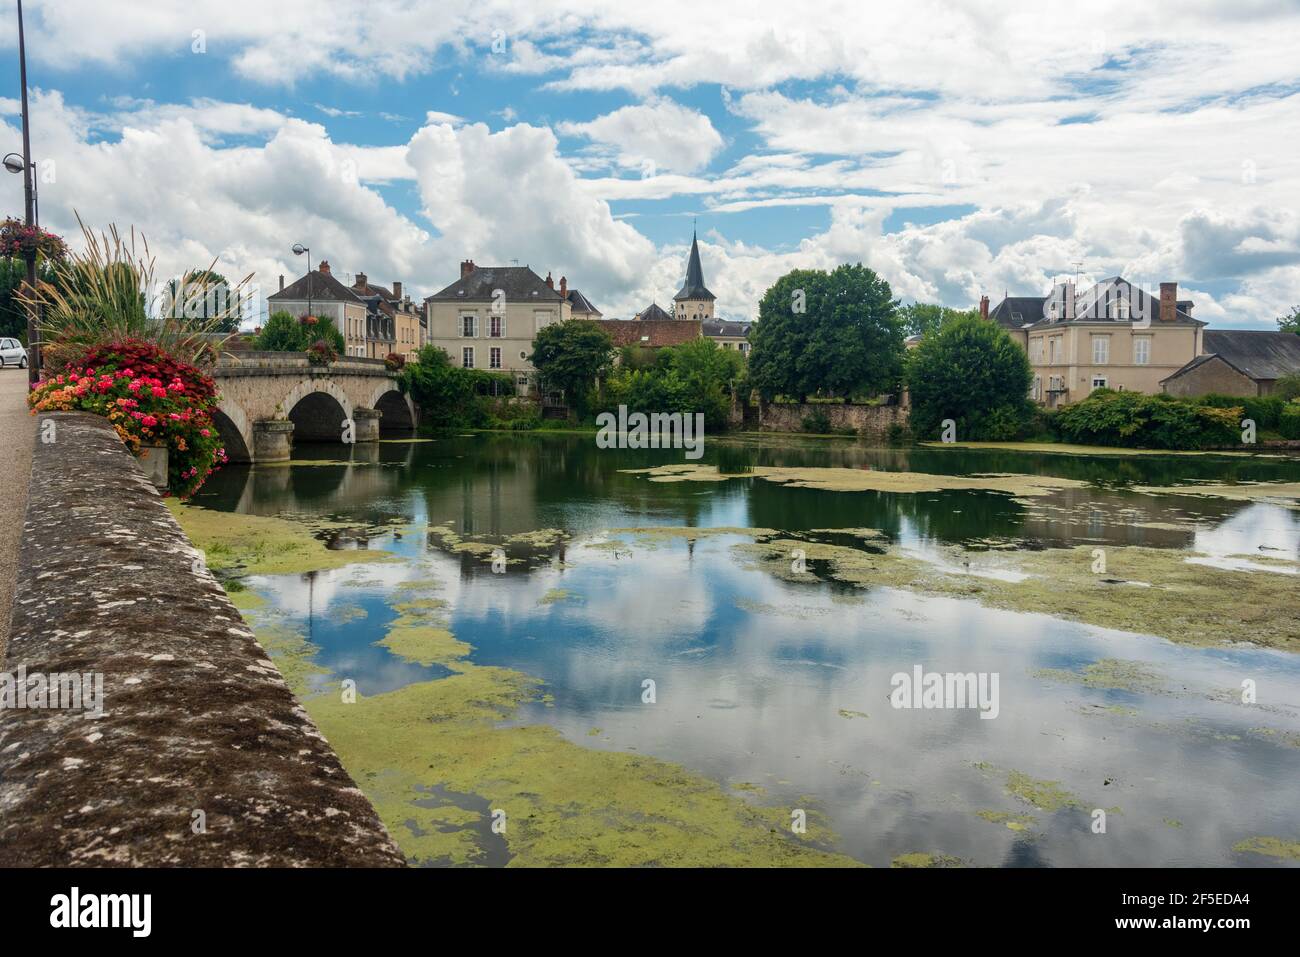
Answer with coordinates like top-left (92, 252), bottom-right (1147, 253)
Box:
top-left (0, 337), bottom-right (27, 368)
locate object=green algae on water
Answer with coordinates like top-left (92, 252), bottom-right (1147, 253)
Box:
top-left (1232, 836), bottom-right (1300, 860)
top-left (1034, 659), bottom-right (1164, 693)
top-left (1005, 771), bottom-right (1079, 812)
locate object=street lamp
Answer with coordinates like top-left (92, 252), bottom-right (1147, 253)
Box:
top-left (292, 243), bottom-right (311, 320)
top-left (12, 0), bottom-right (40, 384)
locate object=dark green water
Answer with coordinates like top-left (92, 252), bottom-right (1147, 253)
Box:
top-left (194, 433), bottom-right (1300, 867)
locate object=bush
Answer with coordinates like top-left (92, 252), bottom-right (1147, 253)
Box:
top-left (27, 338), bottom-right (227, 497)
top-left (384, 352), bottom-right (406, 371)
top-left (1280, 401), bottom-right (1300, 439)
top-left (1273, 374), bottom-right (1300, 402)
top-left (802, 408), bottom-right (831, 434)
top-left (599, 338), bottom-right (741, 431)
top-left (1197, 393), bottom-right (1285, 430)
top-left (255, 310), bottom-right (344, 355)
top-left (1054, 390), bottom-right (1241, 449)
top-left (306, 338), bottom-right (338, 366)
top-left (398, 345), bottom-right (514, 429)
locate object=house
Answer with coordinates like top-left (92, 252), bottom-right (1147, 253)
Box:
top-left (351, 273), bottom-right (421, 361)
top-left (596, 319), bottom-right (702, 350)
top-left (565, 286), bottom-right (602, 319)
top-left (985, 278), bottom-right (1205, 406)
top-left (703, 319), bottom-right (752, 356)
top-left (268, 261), bottom-right (369, 357)
top-left (1162, 330), bottom-right (1300, 397)
top-left (425, 261), bottom-right (578, 394)
top-left (633, 302), bottom-right (674, 322)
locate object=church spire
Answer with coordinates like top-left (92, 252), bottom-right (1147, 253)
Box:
top-left (673, 227), bottom-right (715, 303)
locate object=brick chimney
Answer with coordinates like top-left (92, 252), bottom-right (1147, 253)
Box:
top-left (1159, 282), bottom-right (1177, 322)
top-left (354, 271), bottom-right (367, 290)
top-left (278, 274), bottom-right (284, 291)
top-left (392, 280), bottom-right (402, 300)
top-left (319, 260), bottom-right (331, 275)
top-left (545, 271), bottom-right (554, 289)
top-left (979, 295), bottom-right (989, 320)
top-left (559, 275), bottom-right (567, 297)
top-left (460, 260), bottom-right (476, 279)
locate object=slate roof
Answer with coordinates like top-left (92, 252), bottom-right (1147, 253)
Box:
top-left (702, 319), bottom-right (752, 338)
top-left (597, 319), bottom-right (702, 348)
top-left (1192, 330), bottom-right (1300, 382)
top-left (635, 302), bottom-right (674, 322)
top-left (991, 277), bottom-right (1203, 330)
top-left (269, 268), bottom-right (364, 305)
top-left (673, 231), bottom-right (715, 302)
top-left (566, 288), bottom-right (602, 316)
top-left (428, 265), bottom-right (564, 303)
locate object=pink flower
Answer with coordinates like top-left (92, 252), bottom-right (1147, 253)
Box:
top-left (128, 379), bottom-right (143, 392)
top-left (151, 387), bottom-right (167, 398)
top-left (200, 428), bottom-right (210, 437)
top-left (141, 415), bottom-right (158, 427)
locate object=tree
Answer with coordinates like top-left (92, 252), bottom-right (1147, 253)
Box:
top-left (529, 319), bottom-right (614, 417)
top-left (253, 309), bottom-right (344, 354)
top-left (906, 313), bottom-right (1034, 441)
top-left (898, 302), bottom-right (977, 339)
top-left (1278, 305), bottom-right (1300, 335)
top-left (748, 264), bottom-right (904, 402)
top-left (0, 256), bottom-right (57, 341)
top-left (166, 270), bottom-right (243, 333)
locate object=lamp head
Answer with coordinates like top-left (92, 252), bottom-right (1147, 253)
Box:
top-left (291, 243), bottom-right (308, 256)
top-left (2, 153), bottom-right (26, 175)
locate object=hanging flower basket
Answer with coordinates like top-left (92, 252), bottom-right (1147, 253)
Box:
top-left (0, 218), bottom-right (68, 261)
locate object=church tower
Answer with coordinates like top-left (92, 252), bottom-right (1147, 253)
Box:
top-left (672, 229), bottom-right (716, 320)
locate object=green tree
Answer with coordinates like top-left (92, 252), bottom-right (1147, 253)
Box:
top-left (529, 319), bottom-right (614, 417)
top-left (166, 270), bottom-right (243, 333)
top-left (898, 302), bottom-right (977, 339)
top-left (0, 256), bottom-right (57, 342)
top-left (1278, 305), bottom-right (1300, 335)
top-left (906, 313), bottom-right (1034, 441)
top-left (748, 264), bottom-right (903, 402)
top-left (399, 345), bottom-right (475, 429)
top-left (254, 309), bottom-right (343, 353)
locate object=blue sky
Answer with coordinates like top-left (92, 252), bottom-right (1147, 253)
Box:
top-left (1, 0), bottom-right (1298, 327)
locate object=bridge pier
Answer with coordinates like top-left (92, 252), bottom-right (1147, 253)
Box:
top-left (253, 419), bottom-right (294, 462)
top-left (352, 407), bottom-right (381, 443)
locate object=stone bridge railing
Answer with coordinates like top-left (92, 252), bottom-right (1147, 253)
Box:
top-left (209, 353), bottom-right (417, 462)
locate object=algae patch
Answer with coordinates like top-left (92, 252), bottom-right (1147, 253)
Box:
top-left (1034, 659), bottom-right (1164, 694)
top-left (1232, 836), bottom-right (1300, 860)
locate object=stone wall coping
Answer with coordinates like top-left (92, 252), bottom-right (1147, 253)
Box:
top-left (0, 412), bottom-right (406, 867)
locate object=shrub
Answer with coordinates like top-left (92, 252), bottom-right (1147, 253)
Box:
top-left (384, 352), bottom-right (406, 371)
top-left (1280, 401), bottom-right (1300, 440)
top-left (1273, 374), bottom-right (1300, 402)
top-left (801, 408), bottom-right (832, 434)
top-left (1197, 393), bottom-right (1285, 430)
top-left (306, 338), bottom-right (338, 366)
top-left (27, 338), bottom-right (227, 496)
top-left (1055, 390), bottom-right (1241, 449)
top-left (254, 309), bottom-right (345, 355)
top-left (398, 345), bottom-right (514, 429)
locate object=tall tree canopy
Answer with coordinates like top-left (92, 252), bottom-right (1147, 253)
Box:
top-left (528, 319), bottom-right (614, 416)
top-left (748, 264), bottom-right (904, 401)
top-left (905, 313), bottom-right (1033, 441)
top-left (1278, 305), bottom-right (1300, 335)
top-left (898, 302), bottom-right (978, 339)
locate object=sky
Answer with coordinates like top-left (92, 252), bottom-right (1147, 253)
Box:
top-left (1, 0), bottom-right (1298, 328)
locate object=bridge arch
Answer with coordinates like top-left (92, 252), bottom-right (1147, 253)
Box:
top-left (210, 399), bottom-right (253, 463)
top-left (282, 378), bottom-right (355, 443)
top-left (367, 382), bottom-right (417, 434)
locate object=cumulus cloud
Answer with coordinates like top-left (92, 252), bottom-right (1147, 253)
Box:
top-left (558, 97), bottom-right (724, 174)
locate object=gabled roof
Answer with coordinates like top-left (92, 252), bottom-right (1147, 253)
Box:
top-left (354, 278), bottom-right (397, 301)
top-left (566, 288), bottom-right (602, 316)
top-left (993, 277), bottom-right (1204, 330)
top-left (635, 302), bottom-right (674, 322)
top-left (269, 268), bottom-right (364, 305)
top-left (988, 297), bottom-right (1047, 331)
top-left (1199, 330), bottom-right (1300, 381)
top-left (673, 231), bottom-right (715, 302)
top-left (702, 319), bottom-right (752, 338)
top-left (427, 265), bottom-right (563, 303)
top-left (597, 319), bottom-right (702, 348)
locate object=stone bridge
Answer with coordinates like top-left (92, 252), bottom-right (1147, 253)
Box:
top-left (211, 352), bottom-right (417, 462)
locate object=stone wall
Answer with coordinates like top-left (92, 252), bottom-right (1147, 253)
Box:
top-left (0, 413), bottom-right (406, 867)
top-left (756, 400), bottom-right (907, 439)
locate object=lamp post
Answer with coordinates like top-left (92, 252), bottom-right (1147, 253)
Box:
top-left (12, 0), bottom-right (39, 384)
top-left (292, 243), bottom-right (311, 320)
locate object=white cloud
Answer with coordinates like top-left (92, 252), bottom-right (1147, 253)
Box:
top-left (558, 97), bottom-right (724, 174)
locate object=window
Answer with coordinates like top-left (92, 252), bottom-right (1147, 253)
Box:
top-left (1032, 377), bottom-right (1042, 401)
top-left (1091, 376), bottom-right (1108, 390)
top-left (489, 314), bottom-right (503, 338)
top-left (1133, 337), bottom-right (1150, 365)
top-left (1092, 336), bottom-right (1109, 364)
top-left (1116, 295), bottom-right (1129, 320)
top-left (1030, 338), bottom-right (1043, 363)
top-left (490, 347), bottom-right (501, 369)
top-left (462, 346), bottom-right (474, 369)
top-left (534, 310), bottom-right (551, 330)
top-left (1049, 338), bottom-right (1060, 364)
top-left (460, 314), bottom-right (477, 337)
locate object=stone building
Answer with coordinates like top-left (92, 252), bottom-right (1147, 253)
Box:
top-left (1162, 330), bottom-right (1300, 397)
top-left (269, 261), bottom-right (369, 357)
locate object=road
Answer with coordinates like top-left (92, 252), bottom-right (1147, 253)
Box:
top-left (0, 366), bottom-right (34, 658)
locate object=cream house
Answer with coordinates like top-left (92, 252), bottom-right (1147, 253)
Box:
top-left (986, 278), bottom-right (1205, 406)
top-left (268, 261), bottom-right (369, 357)
top-left (425, 261), bottom-right (576, 394)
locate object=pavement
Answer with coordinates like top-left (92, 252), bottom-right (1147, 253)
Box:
top-left (0, 366), bottom-right (35, 659)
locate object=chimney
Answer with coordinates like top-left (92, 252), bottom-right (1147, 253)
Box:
top-left (979, 295), bottom-right (989, 320)
top-left (278, 274), bottom-right (284, 291)
top-left (392, 280), bottom-right (402, 300)
top-left (1160, 281), bottom-right (1177, 322)
top-left (355, 271), bottom-right (367, 290)
top-left (559, 275), bottom-right (567, 297)
top-left (545, 271), bottom-right (554, 289)
top-left (319, 260), bottom-right (331, 275)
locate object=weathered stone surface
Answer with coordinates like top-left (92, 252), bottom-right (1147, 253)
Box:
top-left (0, 413), bottom-right (407, 867)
